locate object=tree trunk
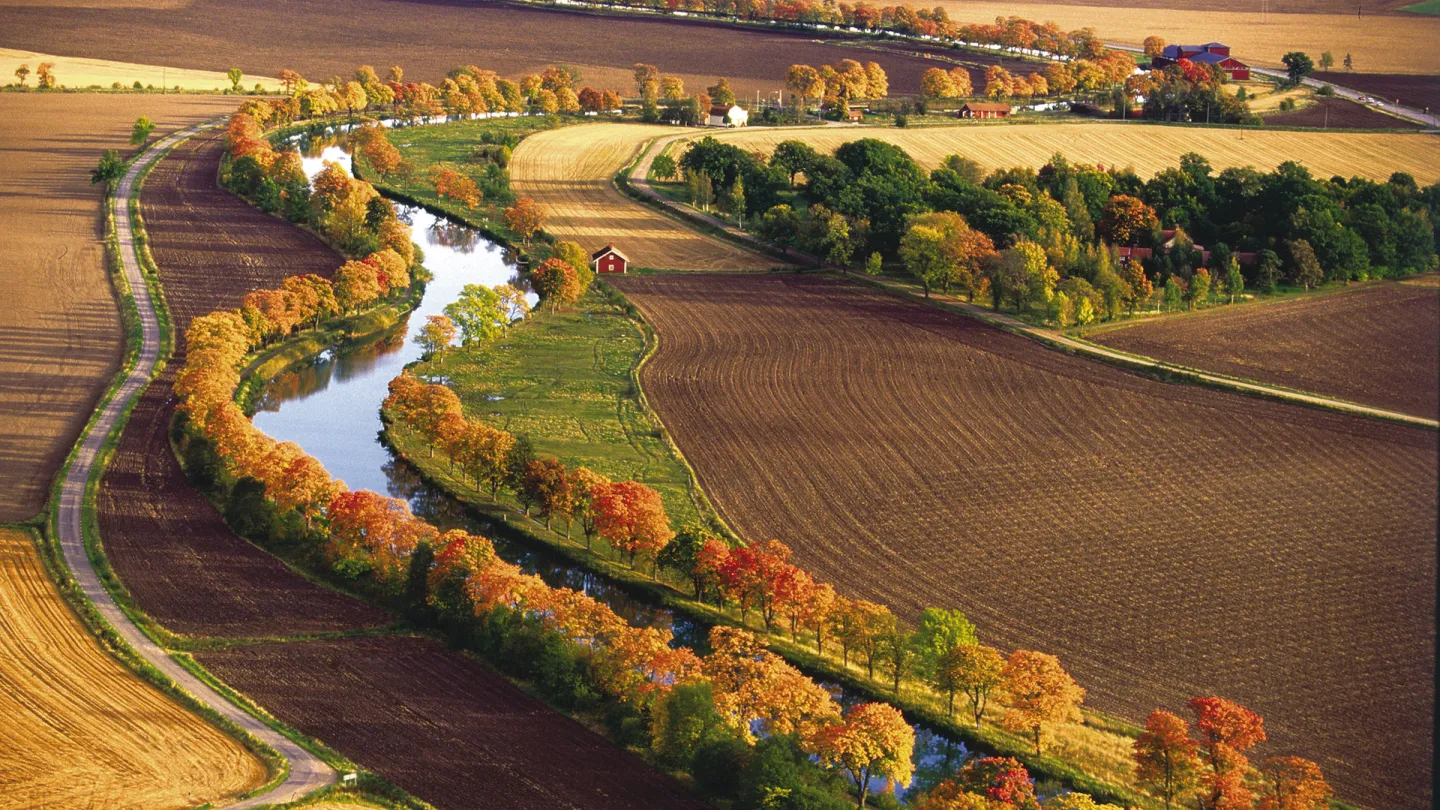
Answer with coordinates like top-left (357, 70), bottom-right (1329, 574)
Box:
top-left (855, 766), bottom-right (872, 809)
top-left (947, 690), bottom-right (955, 716)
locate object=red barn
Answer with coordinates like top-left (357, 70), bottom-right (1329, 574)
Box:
top-left (957, 102), bottom-right (1012, 119)
top-left (1153, 43), bottom-right (1250, 81)
top-left (590, 243), bottom-right (629, 274)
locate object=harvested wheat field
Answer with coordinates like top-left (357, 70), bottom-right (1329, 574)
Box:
top-left (1092, 279), bottom-right (1440, 419)
top-left (512, 124), bottom-right (778, 270)
top-left (0, 527), bottom-right (265, 809)
top-left (613, 273), bottom-right (1437, 810)
top-left (0, 0), bottom-right (956, 97)
top-left (0, 48), bottom-right (281, 91)
top-left (98, 129), bottom-right (389, 637)
top-left (939, 1), bottom-right (1440, 74)
top-left (0, 93), bottom-right (235, 522)
top-left (196, 635), bottom-right (714, 810)
top-left (711, 122), bottom-right (1440, 183)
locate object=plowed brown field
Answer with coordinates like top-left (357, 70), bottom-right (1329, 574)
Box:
top-left (613, 273), bottom-right (1437, 810)
top-left (98, 129), bottom-right (389, 637)
top-left (0, 93), bottom-right (236, 522)
top-left (511, 124), bottom-right (778, 270)
top-left (710, 123), bottom-right (1440, 183)
top-left (0, 0), bottom-right (1006, 97)
top-left (0, 527), bottom-right (265, 808)
top-left (1092, 279), bottom-right (1440, 420)
top-left (196, 635), bottom-right (714, 810)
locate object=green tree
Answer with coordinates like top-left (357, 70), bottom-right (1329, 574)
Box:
top-left (90, 150), bottom-right (124, 187)
top-left (651, 683), bottom-right (733, 769)
top-left (725, 176), bottom-right (747, 227)
top-left (1281, 52), bottom-right (1315, 86)
top-left (915, 608), bottom-right (977, 677)
top-left (227, 68), bottom-right (244, 92)
top-left (1319, 52), bottom-right (1334, 71)
top-left (946, 643), bottom-right (1006, 728)
top-left (657, 525), bottom-right (711, 598)
top-left (443, 283), bottom-right (506, 346)
top-left (1255, 249), bottom-right (1282, 293)
top-left (708, 77), bottom-right (737, 106)
top-left (865, 252), bottom-right (883, 276)
top-left (130, 116), bottom-right (155, 146)
top-left (1223, 260), bottom-right (1244, 303)
top-left (1163, 276), bottom-right (1185, 311)
top-left (652, 153), bottom-right (678, 181)
top-left (771, 140), bottom-right (819, 187)
top-left (899, 223), bottom-right (949, 297)
top-left (1188, 267), bottom-right (1211, 309)
top-left (1289, 239), bottom-right (1324, 290)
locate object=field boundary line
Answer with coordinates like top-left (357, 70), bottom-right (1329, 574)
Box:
top-left (857, 274), bottom-right (1440, 429)
top-left (51, 121), bottom-right (338, 808)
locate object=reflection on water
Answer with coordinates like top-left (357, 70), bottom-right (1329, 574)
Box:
top-left (254, 132), bottom-right (972, 801)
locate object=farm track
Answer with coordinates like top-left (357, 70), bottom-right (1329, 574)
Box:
top-left (1091, 278), bottom-right (1440, 420)
top-left (708, 122), bottom-right (1440, 184)
top-left (85, 118), bottom-right (716, 809)
top-left (613, 272), bottom-right (1437, 810)
top-left (197, 636), bottom-right (715, 810)
top-left (512, 124), bottom-right (781, 270)
top-left (0, 528), bottom-right (265, 810)
top-left (0, 93), bottom-right (238, 521)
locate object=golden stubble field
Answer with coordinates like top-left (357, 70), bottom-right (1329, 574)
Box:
top-left (511, 123), bottom-right (779, 270)
top-left (711, 122), bottom-right (1440, 183)
top-left (940, 1), bottom-right (1440, 74)
top-left (0, 92), bottom-right (238, 521)
top-left (0, 48), bottom-right (282, 91)
top-left (0, 528), bottom-right (265, 808)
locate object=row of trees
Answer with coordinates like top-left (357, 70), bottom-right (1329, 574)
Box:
top-left (785, 58), bottom-right (890, 112)
top-left (917, 51), bottom-right (1136, 105)
top-left (11, 62), bottom-right (56, 89)
top-left (698, 136), bottom-right (1435, 320)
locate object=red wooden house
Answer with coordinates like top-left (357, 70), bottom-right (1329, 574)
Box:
top-left (1153, 43), bottom-right (1250, 81)
top-left (957, 102), bottom-right (1012, 119)
top-left (590, 243), bottom-right (629, 274)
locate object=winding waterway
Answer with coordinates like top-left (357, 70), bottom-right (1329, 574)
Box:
top-left (251, 132), bottom-right (972, 800)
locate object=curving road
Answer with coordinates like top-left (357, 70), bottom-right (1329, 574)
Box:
top-left (55, 122), bottom-right (335, 808)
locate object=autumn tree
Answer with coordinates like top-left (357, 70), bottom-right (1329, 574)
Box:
top-left (807, 702), bottom-right (915, 809)
top-left (524, 457), bottom-right (575, 530)
top-left (1121, 259), bottom-right (1154, 313)
top-left (920, 67), bottom-right (955, 100)
top-left (1097, 195), bottom-right (1159, 245)
top-left (787, 64), bottom-right (826, 108)
top-left (950, 67), bottom-right (974, 98)
top-left (1257, 757), bottom-right (1331, 810)
top-left (1189, 696), bottom-right (1266, 810)
top-left (592, 480), bottom-right (674, 573)
top-left (1001, 650), bottom-right (1085, 754)
top-left (414, 314), bottom-right (456, 361)
top-left (900, 212), bottom-right (995, 298)
top-left (334, 260), bottom-right (383, 312)
top-left (14, 64), bottom-right (30, 88)
top-left (504, 197), bottom-right (546, 245)
top-left (708, 77), bottom-right (736, 106)
top-left (1134, 710), bottom-right (1202, 809)
top-left (1143, 36), bottom-right (1167, 59)
top-left (569, 467), bottom-right (611, 551)
top-left (531, 258), bottom-right (581, 311)
top-left (951, 757), bottom-right (1041, 810)
top-left (444, 283), bottom-right (506, 346)
top-left (36, 62), bottom-right (56, 89)
top-left (429, 164), bottom-right (481, 208)
top-left (632, 63), bottom-right (660, 96)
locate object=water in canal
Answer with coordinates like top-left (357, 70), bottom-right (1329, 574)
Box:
top-left (250, 132), bottom-right (973, 800)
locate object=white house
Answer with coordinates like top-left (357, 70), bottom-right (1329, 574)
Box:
top-left (707, 104), bottom-right (748, 127)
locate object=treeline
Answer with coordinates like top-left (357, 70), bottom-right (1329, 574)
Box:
top-left (675, 136), bottom-right (1437, 323)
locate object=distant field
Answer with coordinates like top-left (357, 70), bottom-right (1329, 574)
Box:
top-left (710, 122), bottom-right (1440, 183)
top-left (511, 123), bottom-right (777, 270)
top-left (1261, 95), bottom-right (1422, 129)
top-left (0, 48), bottom-right (280, 91)
top-left (1313, 72), bottom-right (1440, 110)
top-left (614, 272), bottom-right (1437, 810)
top-left (0, 527), bottom-right (265, 809)
top-left (939, 1), bottom-right (1440, 74)
top-left (1091, 278), bottom-right (1440, 419)
top-left (0, 93), bottom-right (236, 522)
top-left (412, 290), bottom-right (702, 526)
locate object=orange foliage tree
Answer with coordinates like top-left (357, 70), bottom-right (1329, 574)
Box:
top-left (591, 481), bottom-right (674, 573)
top-left (806, 701), bottom-right (915, 809)
top-left (1000, 650), bottom-right (1085, 754)
top-left (1134, 710), bottom-right (1202, 809)
top-left (503, 197), bottom-right (546, 245)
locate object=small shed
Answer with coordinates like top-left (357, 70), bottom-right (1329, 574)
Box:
top-left (957, 102), bottom-right (1012, 119)
top-left (845, 106), bottom-right (865, 122)
top-left (590, 243), bottom-right (629, 274)
top-left (707, 104), bottom-right (749, 127)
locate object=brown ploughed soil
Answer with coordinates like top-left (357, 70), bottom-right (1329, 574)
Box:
top-left (613, 272), bottom-right (1436, 810)
top-left (196, 635), bottom-right (714, 810)
top-left (97, 129), bottom-right (388, 637)
top-left (0, 93), bottom-right (235, 522)
top-left (1313, 71), bottom-right (1440, 111)
top-left (1092, 279), bottom-right (1440, 419)
top-left (1260, 95), bottom-right (1424, 129)
top-left (0, 0), bottom-right (1025, 97)
top-left (0, 527), bottom-right (265, 809)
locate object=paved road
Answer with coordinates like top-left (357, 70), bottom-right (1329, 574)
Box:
top-left (55, 122), bottom-right (335, 808)
top-left (628, 138), bottom-right (1438, 429)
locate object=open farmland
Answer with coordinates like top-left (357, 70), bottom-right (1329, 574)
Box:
top-left (0, 0), bottom-right (974, 98)
top-left (196, 635), bottom-right (714, 810)
top-left (1260, 95), bottom-right (1423, 129)
top-left (512, 124), bottom-right (779, 270)
top-left (711, 122), bottom-right (1440, 183)
top-left (0, 93), bottom-right (237, 522)
top-left (1313, 71), bottom-right (1440, 111)
top-left (937, 1), bottom-right (1440, 74)
top-left (0, 48), bottom-right (281, 91)
top-left (0, 527), bottom-right (265, 808)
top-left (613, 272), bottom-right (1437, 810)
top-left (1091, 278), bottom-right (1440, 419)
top-left (98, 129), bottom-right (390, 637)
